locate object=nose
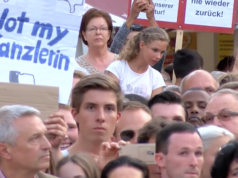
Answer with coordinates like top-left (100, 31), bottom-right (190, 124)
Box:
top-left (96, 107), bottom-right (105, 123)
top-left (190, 154), bottom-right (199, 167)
top-left (157, 53), bottom-right (163, 60)
top-left (212, 116), bottom-right (222, 127)
top-left (191, 105), bottom-right (199, 114)
top-left (96, 28), bottom-right (101, 34)
top-left (42, 135), bottom-right (52, 150)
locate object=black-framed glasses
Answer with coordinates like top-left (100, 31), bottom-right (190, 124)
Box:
top-left (203, 110), bottom-right (238, 124)
top-left (120, 130), bottom-right (136, 141)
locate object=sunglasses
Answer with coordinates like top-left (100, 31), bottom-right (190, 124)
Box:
top-left (120, 130), bottom-right (136, 141)
top-left (203, 110), bottom-right (238, 124)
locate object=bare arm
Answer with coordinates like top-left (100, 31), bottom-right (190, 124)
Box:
top-left (151, 87), bottom-right (163, 98)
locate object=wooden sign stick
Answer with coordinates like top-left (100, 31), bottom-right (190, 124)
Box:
top-left (172, 29), bottom-right (184, 85)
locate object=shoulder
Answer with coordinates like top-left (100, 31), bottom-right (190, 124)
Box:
top-left (36, 172), bottom-right (58, 178)
top-left (150, 67), bottom-right (163, 77)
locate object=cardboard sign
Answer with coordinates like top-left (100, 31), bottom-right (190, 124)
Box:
top-left (129, 0), bottom-right (237, 34)
top-left (0, 0), bottom-right (84, 104)
top-left (0, 82), bottom-right (59, 120)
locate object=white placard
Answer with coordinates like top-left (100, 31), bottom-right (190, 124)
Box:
top-left (184, 0), bottom-right (235, 28)
top-left (132, 0), bottom-right (180, 23)
top-left (0, 0), bottom-right (84, 104)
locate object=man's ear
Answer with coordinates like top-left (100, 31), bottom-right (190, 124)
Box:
top-left (0, 143), bottom-right (12, 160)
top-left (155, 152), bottom-right (166, 168)
top-left (71, 108), bottom-right (78, 121)
top-left (116, 112), bottom-right (121, 122)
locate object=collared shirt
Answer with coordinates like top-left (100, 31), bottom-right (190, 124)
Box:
top-left (0, 168), bottom-right (38, 178)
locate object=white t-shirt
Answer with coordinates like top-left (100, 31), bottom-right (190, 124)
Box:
top-left (105, 60), bottom-right (165, 99)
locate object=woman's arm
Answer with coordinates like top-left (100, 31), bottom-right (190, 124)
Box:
top-left (151, 87), bottom-right (163, 98)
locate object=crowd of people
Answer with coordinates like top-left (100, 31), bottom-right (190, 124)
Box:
top-left (0, 0), bottom-right (238, 178)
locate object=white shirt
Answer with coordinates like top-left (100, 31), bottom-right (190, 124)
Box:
top-left (105, 60), bottom-right (165, 99)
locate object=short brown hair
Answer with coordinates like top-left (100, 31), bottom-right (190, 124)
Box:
top-left (80, 8), bottom-right (113, 45)
top-left (218, 81), bottom-right (238, 91)
top-left (218, 73), bottom-right (238, 86)
top-left (137, 117), bottom-right (172, 143)
top-left (73, 70), bottom-right (86, 79)
top-left (56, 153), bottom-right (100, 178)
top-left (122, 101), bottom-right (152, 116)
top-left (71, 74), bottom-right (123, 113)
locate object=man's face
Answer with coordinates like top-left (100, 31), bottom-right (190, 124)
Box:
top-left (73, 89), bottom-right (119, 144)
top-left (182, 73), bottom-right (218, 95)
top-left (155, 132), bottom-right (203, 178)
top-left (59, 108), bottom-right (78, 150)
top-left (182, 90), bottom-right (210, 126)
top-left (151, 103), bottom-right (186, 122)
top-left (116, 109), bottom-right (151, 143)
top-left (8, 116), bottom-right (51, 171)
top-left (205, 94), bottom-right (238, 138)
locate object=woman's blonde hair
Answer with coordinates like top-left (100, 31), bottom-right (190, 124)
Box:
top-left (119, 27), bottom-right (170, 61)
top-left (56, 153), bottom-right (100, 178)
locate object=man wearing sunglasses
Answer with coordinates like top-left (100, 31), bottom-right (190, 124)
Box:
top-left (115, 101), bottom-right (152, 143)
top-left (205, 89), bottom-right (238, 138)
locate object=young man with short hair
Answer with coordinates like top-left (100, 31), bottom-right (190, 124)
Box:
top-left (64, 74), bottom-right (123, 157)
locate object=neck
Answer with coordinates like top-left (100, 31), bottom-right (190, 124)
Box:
top-left (161, 169), bottom-right (170, 178)
top-left (69, 135), bottom-right (102, 156)
top-left (128, 55), bottom-right (149, 73)
top-left (87, 45), bottom-right (109, 61)
top-left (175, 78), bottom-right (182, 86)
top-left (0, 162), bottom-right (37, 178)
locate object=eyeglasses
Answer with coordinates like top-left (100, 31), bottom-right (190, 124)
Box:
top-left (203, 110), bottom-right (238, 124)
top-left (120, 130), bottom-right (136, 141)
top-left (86, 27), bottom-right (108, 33)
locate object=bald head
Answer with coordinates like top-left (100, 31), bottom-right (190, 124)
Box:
top-left (181, 70), bottom-right (219, 95)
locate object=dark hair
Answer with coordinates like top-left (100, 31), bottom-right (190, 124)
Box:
top-left (155, 122), bottom-right (199, 154)
top-left (173, 49), bottom-right (203, 79)
top-left (125, 94), bottom-right (148, 105)
top-left (211, 140), bottom-right (238, 178)
top-left (163, 85), bottom-right (181, 95)
top-left (80, 8), bottom-right (113, 45)
top-left (216, 56), bottom-right (234, 72)
top-left (101, 156), bottom-right (149, 178)
top-left (122, 101), bottom-right (151, 116)
top-left (137, 117), bottom-right (172, 143)
top-left (148, 91), bottom-right (181, 109)
top-left (164, 63), bottom-right (173, 79)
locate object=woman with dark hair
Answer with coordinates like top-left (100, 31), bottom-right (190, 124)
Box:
top-left (211, 140), bottom-right (238, 178)
top-left (101, 156), bottom-right (149, 178)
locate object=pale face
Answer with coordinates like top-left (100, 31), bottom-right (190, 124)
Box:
top-left (8, 116), bottom-right (51, 171)
top-left (151, 103), bottom-right (186, 122)
top-left (182, 72), bottom-right (218, 95)
top-left (108, 166), bottom-right (143, 178)
top-left (182, 90), bottom-right (210, 126)
top-left (205, 94), bottom-right (238, 138)
top-left (82, 17), bottom-right (110, 47)
top-left (202, 136), bottom-right (231, 178)
top-left (58, 161), bottom-right (87, 178)
top-left (116, 109), bottom-right (151, 143)
top-left (140, 40), bottom-right (168, 66)
top-left (59, 108), bottom-right (78, 150)
top-left (227, 159), bottom-right (238, 178)
top-left (155, 132), bottom-right (204, 178)
top-left (72, 89), bottom-right (119, 144)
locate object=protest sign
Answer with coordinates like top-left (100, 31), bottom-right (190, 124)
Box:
top-left (185, 0), bottom-right (235, 28)
top-left (128, 0), bottom-right (237, 33)
top-left (0, 0), bottom-right (84, 104)
top-left (0, 82), bottom-right (59, 120)
top-left (131, 0), bottom-right (179, 23)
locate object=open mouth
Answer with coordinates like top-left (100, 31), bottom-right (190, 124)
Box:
top-left (60, 143), bottom-right (71, 150)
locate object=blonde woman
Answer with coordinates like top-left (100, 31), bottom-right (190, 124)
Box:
top-left (105, 27), bottom-right (169, 99)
